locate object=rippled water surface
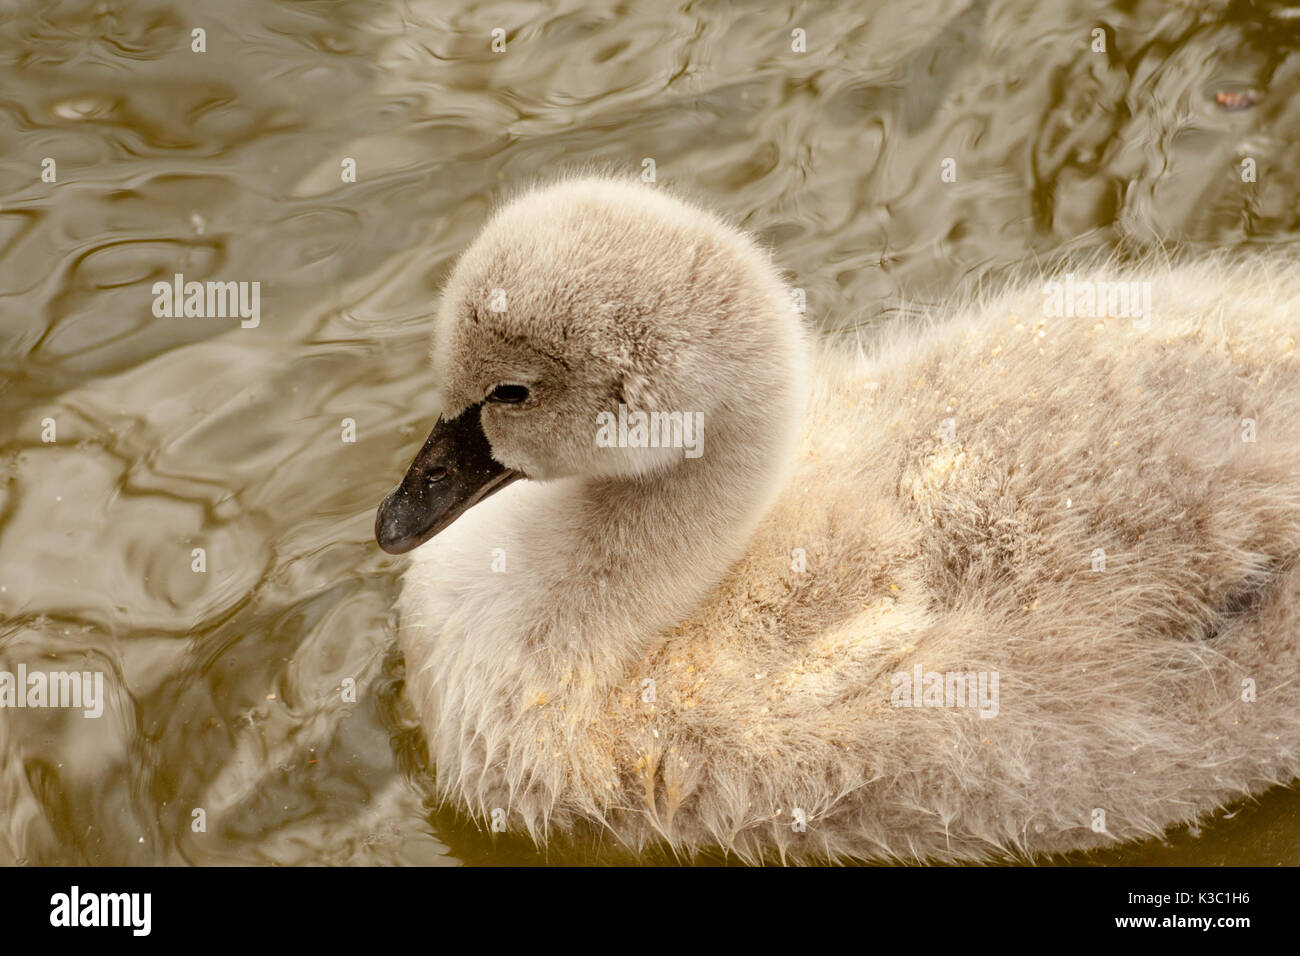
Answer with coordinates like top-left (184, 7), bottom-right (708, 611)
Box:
top-left (2, 0), bottom-right (1300, 865)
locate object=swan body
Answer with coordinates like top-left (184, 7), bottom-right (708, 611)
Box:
top-left (382, 176), bottom-right (1300, 862)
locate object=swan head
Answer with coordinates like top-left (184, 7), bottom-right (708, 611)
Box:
top-left (376, 176), bottom-right (802, 554)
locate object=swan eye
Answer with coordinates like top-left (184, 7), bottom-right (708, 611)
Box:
top-left (486, 384), bottom-right (530, 405)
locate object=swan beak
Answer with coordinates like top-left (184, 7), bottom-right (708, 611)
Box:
top-left (375, 402), bottom-right (523, 554)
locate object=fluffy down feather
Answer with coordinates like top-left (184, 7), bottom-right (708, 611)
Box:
top-left (394, 176), bottom-right (1300, 862)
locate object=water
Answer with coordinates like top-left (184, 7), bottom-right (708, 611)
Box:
top-left (2, 0), bottom-right (1299, 865)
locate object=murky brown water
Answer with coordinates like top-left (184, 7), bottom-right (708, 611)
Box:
top-left (2, 0), bottom-right (1299, 865)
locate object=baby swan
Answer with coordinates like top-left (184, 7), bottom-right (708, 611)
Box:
top-left (377, 176), bottom-right (1300, 863)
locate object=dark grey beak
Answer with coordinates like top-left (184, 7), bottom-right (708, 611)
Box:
top-left (375, 402), bottom-right (523, 554)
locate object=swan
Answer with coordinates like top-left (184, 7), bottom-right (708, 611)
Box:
top-left (375, 175), bottom-right (1300, 863)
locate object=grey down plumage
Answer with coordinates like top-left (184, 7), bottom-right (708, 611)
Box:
top-left (393, 175), bottom-right (1300, 862)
